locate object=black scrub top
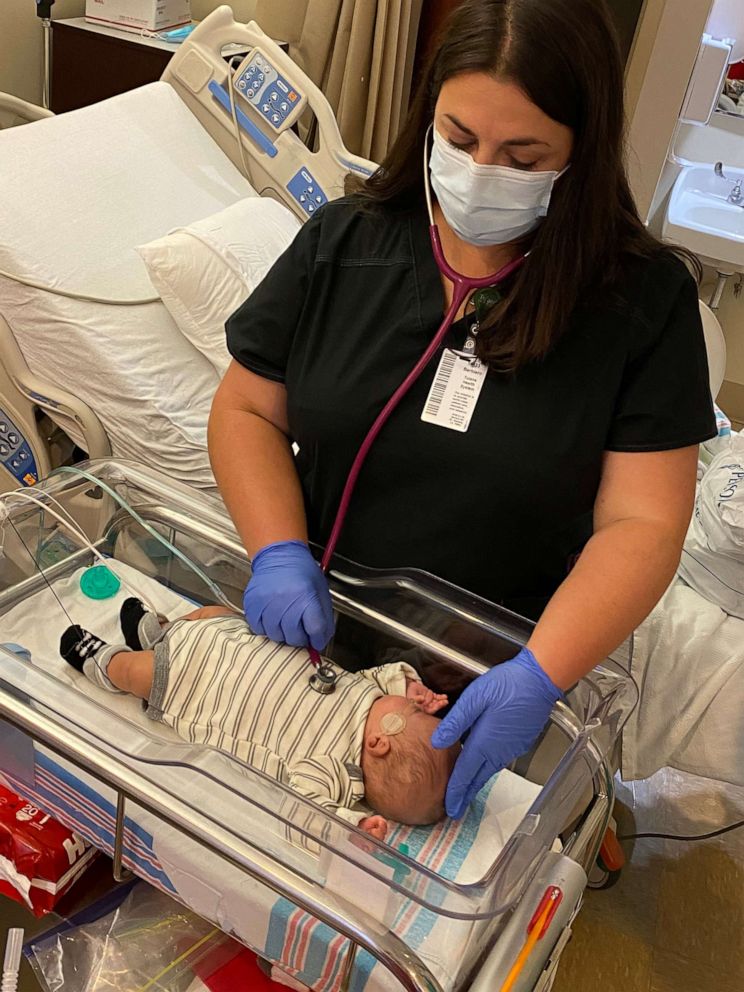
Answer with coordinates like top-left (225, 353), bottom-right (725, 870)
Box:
top-left (226, 197), bottom-right (716, 619)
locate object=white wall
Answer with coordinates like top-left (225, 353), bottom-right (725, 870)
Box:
top-left (0, 0), bottom-right (85, 105)
top-left (707, 0), bottom-right (744, 60)
top-left (628, 0), bottom-right (744, 413)
top-left (665, 116), bottom-right (744, 395)
top-left (191, 0), bottom-right (257, 23)
top-left (626, 0), bottom-right (714, 222)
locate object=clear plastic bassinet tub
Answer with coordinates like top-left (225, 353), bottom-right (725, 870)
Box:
top-left (0, 460), bottom-right (637, 992)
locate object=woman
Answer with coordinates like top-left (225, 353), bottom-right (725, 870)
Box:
top-left (208, 0), bottom-right (716, 818)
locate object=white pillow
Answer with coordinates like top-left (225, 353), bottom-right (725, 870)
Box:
top-left (137, 197), bottom-right (301, 377)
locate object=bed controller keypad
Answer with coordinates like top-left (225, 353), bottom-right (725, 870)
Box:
top-left (234, 51), bottom-right (304, 132)
top-left (287, 168), bottom-right (328, 216)
top-left (0, 409), bottom-right (38, 485)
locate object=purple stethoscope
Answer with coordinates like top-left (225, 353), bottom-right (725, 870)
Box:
top-left (307, 126), bottom-right (527, 692)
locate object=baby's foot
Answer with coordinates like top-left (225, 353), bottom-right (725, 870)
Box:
top-left (59, 625), bottom-right (128, 693)
top-left (406, 680), bottom-right (448, 714)
top-left (120, 598), bottom-right (165, 650)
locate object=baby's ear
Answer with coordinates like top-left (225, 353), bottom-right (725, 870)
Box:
top-left (365, 733), bottom-right (391, 757)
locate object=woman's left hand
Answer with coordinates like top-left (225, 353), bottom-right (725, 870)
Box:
top-left (431, 648), bottom-right (562, 818)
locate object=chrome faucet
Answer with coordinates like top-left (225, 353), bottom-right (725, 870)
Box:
top-left (714, 163), bottom-right (744, 205)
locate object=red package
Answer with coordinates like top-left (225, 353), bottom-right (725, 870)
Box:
top-left (191, 938), bottom-right (283, 991)
top-left (0, 783), bottom-right (97, 916)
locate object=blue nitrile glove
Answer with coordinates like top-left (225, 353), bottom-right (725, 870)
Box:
top-left (243, 540), bottom-right (335, 651)
top-left (431, 647), bottom-right (562, 819)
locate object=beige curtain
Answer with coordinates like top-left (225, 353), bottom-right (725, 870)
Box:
top-left (253, 0), bottom-right (423, 162)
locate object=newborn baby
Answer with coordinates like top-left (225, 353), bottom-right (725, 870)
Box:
top-left (59, 601), bottom-right (461, 839)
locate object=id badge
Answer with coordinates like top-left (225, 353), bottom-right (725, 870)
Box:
top-left (421, 349), bottom-right (487, 433)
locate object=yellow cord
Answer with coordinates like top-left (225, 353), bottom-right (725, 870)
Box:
top-left (136, 928), bottom-right (219, 991)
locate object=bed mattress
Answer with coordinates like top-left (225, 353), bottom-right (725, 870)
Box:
top-left (0, 563), bottom-right (543, 992)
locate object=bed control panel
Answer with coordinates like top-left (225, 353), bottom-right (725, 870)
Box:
top-left (0, 409), bottom-right (38, 486)
top-left (287, 168), bottom-right (328, 216)
top-left (233, 49), bottom-right (307, 133)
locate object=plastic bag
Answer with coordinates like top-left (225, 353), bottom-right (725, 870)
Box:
top-left (680, 434), bottom-right (744, 618)
top-left (26, 883), bottom-right (232, 992)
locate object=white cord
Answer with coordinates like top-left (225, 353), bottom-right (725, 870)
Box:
top-left (0, 266), bottom-right (160, 306)
top-left (1, 928), bottom-right (23, 992)
top-left (1, 489), bottom-right (159, 614)
top-left (226, 65), bottom-right (254, 184)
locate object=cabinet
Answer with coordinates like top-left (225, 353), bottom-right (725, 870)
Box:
top-left (51, 18), bottom-right (176, 113)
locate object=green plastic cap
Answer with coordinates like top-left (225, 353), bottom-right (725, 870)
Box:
top-left (80, 565), bottom-right (121, 600)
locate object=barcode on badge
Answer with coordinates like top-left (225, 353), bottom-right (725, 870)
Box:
top-left (423, 350), bottom-right (457, 419)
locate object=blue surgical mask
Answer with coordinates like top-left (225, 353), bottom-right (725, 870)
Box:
top-left (144, 24), bottom-right (195, 44)
top-left (429, 127), bottom-right (568, 246)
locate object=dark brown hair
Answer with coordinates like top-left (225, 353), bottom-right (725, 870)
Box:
top-left (351, 0), bottom-right (698, 372)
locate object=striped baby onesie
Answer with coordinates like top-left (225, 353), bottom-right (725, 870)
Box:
top-left (147, 615), bottom-right (418, 825)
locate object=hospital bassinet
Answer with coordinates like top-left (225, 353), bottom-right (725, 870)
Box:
top-left (0, 460), bottom-right (636, 992)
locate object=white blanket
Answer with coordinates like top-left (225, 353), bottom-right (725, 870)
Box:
top-left (622, 577), bottom-right (744, 786)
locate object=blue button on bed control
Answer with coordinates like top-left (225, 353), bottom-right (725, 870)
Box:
top-left (287, 168), bottom-right (328, 215)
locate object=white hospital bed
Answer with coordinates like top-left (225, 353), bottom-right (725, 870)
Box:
top-left (0, 459), bottom-right (637, 992)
top-left (0, 7), bottom-right (375, 494)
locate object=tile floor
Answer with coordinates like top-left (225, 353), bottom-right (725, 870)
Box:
top-left (553, 770), bottom-right (744, 992)
top-left (3, 771), bottom-right (743, 991)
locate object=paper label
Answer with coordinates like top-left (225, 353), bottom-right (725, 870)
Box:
top-left (421, 349), bottom-right (487, 432)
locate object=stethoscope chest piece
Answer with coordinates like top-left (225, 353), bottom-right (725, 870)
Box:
top-left (309, 663), bottom-right (338, 694)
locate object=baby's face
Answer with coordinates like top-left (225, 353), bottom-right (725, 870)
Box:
top-left (361, 696), bottom-right (460, 825)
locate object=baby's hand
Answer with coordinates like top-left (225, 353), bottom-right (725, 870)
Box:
top-left (181, 605), bottom-right (238, 621)
top-left (406, 680), bottom-right (448, 715)
top-left (359, 815), bottom-right (388, 841)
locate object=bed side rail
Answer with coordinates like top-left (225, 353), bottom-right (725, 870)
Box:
top-left (0, 315), bottom-right (111, 478)
top-left (467, 851), bottom-right (586, 992)
top-left (0, 92), bottom-right (54, 127)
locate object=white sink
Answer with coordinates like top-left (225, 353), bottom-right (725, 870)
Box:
top-left (663, 165), bottom-right (744, 272)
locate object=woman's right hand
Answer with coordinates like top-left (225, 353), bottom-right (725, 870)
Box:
top-left (243, 540), bottom-right (335, 650)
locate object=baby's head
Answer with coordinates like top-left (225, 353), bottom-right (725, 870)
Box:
top-left (361, 696), bottom-right (461, 825)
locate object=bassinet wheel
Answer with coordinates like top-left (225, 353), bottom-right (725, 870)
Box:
top-left (587, 853), bottom-right (622, 890)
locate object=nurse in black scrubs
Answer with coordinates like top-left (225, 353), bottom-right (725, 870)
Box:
top-left (209, 0), bottom-right (716, 817)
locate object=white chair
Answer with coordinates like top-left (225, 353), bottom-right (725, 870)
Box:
top-left (699, 300), bottom-right (727, 401)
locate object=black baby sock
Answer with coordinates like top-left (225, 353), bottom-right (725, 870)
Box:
top-left (59, 625), bottom-right (128, 694)
top-left (120, 598), bottom-right (164, 651)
